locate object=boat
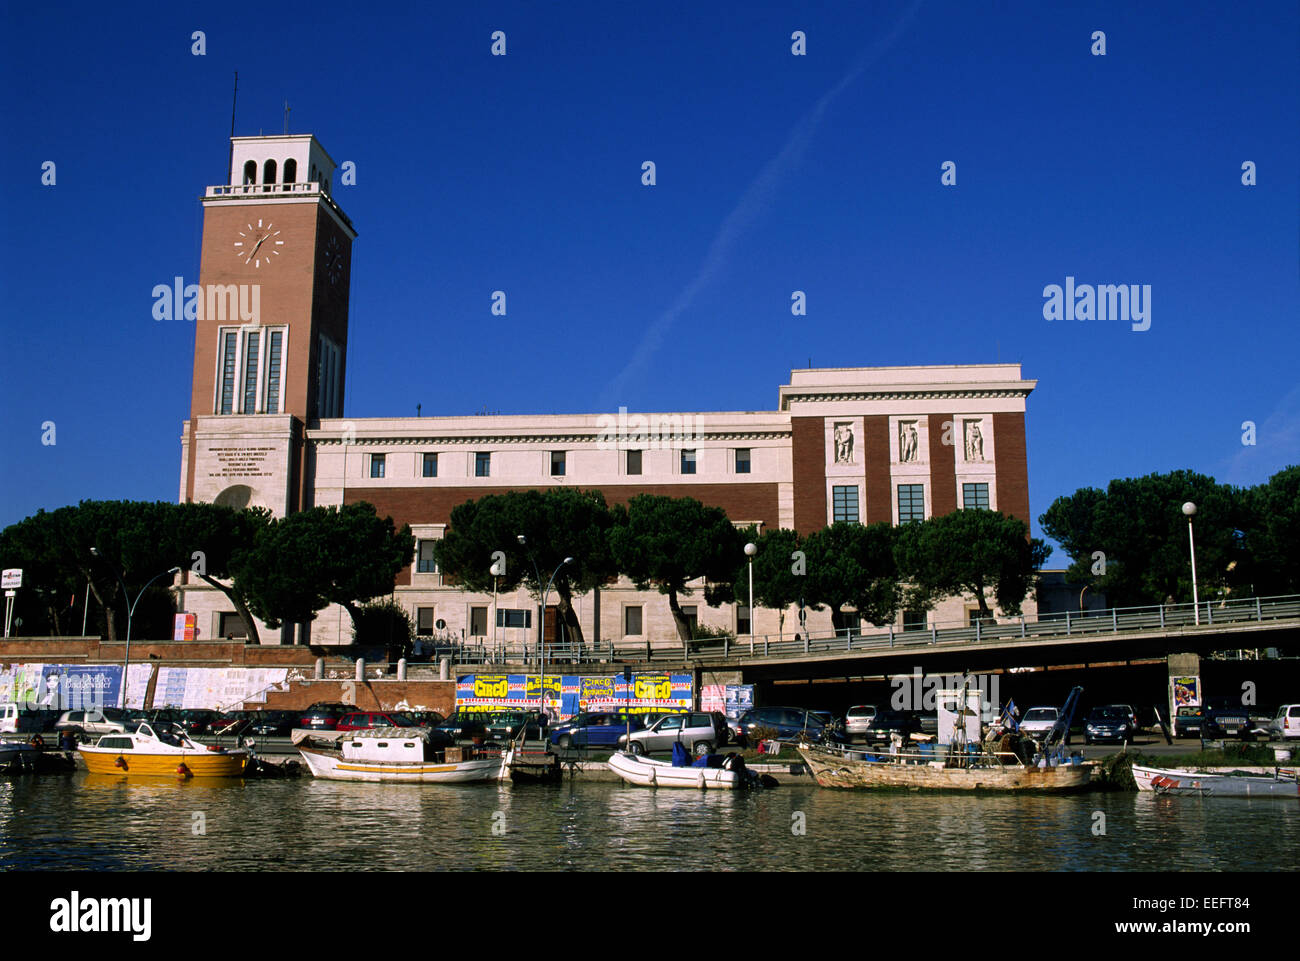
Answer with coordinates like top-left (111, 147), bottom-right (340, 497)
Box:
top-left (608, 748), bottom-right (771, 790)
top-left (1, 737), bottom-right (77, 775)
top-left (298, 727), bottom-right (503, 783)
top-left (1132, 764), bottom-right (1299, 798)
top-left (796, 740), bottom-right (1094, 792)
top-left (78, 722), bottom-right (251, 777)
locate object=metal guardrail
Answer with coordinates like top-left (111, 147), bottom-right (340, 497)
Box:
top-left (437, 594), bottom-right (1300, 669)
top-left (686, 594), bottom-right (1300, 664)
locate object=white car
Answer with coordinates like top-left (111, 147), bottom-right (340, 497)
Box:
top-left (1268, 704), bottom-right (1300, 741)
top-left (844, 705), bottom-right (878, 739)
top-left (1019, 707), bottom-right (1059, 739)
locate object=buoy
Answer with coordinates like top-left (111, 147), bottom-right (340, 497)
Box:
top-left (114, 756), bottom-right (127, 770)
top-left (176, 763), bottom-right (192, 778)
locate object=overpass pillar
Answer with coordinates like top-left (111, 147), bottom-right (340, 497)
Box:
top-left (1167, 652), bottom-right (1201, 723)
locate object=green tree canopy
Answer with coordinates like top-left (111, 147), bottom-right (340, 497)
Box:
top-left (1038, 470), bottom-right (1249, 607)
top-left (433, 488), bottom-right (618, 649)
top-left (802, 522), bottom-right (902, 632)
top-left (608, 495), bottom-right (743, 642)
top-left (235, 502), bottom-right (413, 630)
top-left (1239, 466), bottom-right (1300, 597)
top-left (730, 528), bottom-right (807, 638)
top-left (896, 509), bottom-right (1050, 620)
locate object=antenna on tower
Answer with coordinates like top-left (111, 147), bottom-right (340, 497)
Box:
top-left (228, 71), bottom-right (238, 184)
top-left (284, 100), bottom-right (290, 135)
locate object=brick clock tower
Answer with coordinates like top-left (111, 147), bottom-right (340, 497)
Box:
top-left (179, 135), bottom-right (355, 520)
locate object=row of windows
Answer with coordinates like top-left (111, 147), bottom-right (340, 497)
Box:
top-left (415, 603), bottom-right (935, 639)
top-left (239, 158), bottom-right (328, 191)
top-left (216, 326), bottom-right (286, 415)
top-left (829, 483), bottom-right (990, 524)
top-left (368, 448), bottom-right (755, 479)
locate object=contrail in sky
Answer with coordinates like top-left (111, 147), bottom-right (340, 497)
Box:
top-left (600, 0), bottom-right (925, 407)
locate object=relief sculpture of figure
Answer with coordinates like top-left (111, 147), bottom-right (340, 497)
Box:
top-left (965, 422), bottom-right (984, 461)
top-left (899, 422), bottom-right (918, 462)
top-left (833, 424), bottom-right (854, 464)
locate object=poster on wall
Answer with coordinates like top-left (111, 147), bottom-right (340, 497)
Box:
top-left (457, 673), bottom-right (694, 718)
top-left (724, 684), bottom-right (755, 721)
top-left (1171, 676), bottom-right (1201, 708)
top-left (700, 684), bottom-right (725, 714)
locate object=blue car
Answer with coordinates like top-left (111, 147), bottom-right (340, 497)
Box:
top-left (550, 712), bottom-right (644, 749)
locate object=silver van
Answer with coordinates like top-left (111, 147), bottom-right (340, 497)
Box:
top-left (1268, 704), bottom-right (1300, 741)
top-left (619, 712), bottom-right (729, 757)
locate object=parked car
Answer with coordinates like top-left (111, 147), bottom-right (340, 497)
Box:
top-left (404, 711), bottom-right (445, 728)
top-left (247, 710), bottom-right (297, 737)
top-left (296, 703), bottom-right (355, 731)
top-left (550, 712), bottom-right (644, 750)
top-left (177, 709), bottom-right (221, 735)
top-left (210, 711), bottom-right (256, 736)
top-left (731, 707), bottom-right (826, 745)
top-left (336, 711), bottom-right (428, 732)
top-left (1267, 704), bottom-right (1300, 741)
top-left (1018, 707), bottom-right (1060, 740)
top-left (862, 710), bottom-right (922, 744)
top-left (620, 712), bottom-right (730, 757)
top-left (843, 705), bottom-right (878, 740)
top-left (0, 705), bottom-right (60, 734)
top-left (486, 711), bottom-right (549, 742)
top-left (54, 708), bottom-right (130, 736)
top-left (1204, 702), bottom-right (1254, 741)
top-left (1173, 705), bottom-right (1207, 738)
top-left (1084, 705), bottom-right (1136, 745)
top-left (435, 711), bottom-right (495, 742)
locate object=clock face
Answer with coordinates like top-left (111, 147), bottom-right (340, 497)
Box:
top-left (323, 235), bottom-right (344, 286)
top-left (232, 219), bottom-right (284, 268)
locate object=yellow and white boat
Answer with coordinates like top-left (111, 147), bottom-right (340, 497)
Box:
top-left (78, 722), bottom-right (251, 778)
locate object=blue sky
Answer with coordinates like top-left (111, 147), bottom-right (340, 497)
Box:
top-left (1, 1), bottom-right (1297, 564)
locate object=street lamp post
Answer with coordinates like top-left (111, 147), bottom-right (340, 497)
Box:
top-left (538, 557), bottom-right (574, 728)
top-left (744, 542), bottom-right (757, 654)
top-left (91, 549), bottom-right (181, 708)
top-left (516, 534), bottom-right (543, 666)
top-left (1183, 502), bottom-right (1200, 626)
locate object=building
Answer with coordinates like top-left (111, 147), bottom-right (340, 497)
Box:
top-left (177, 135), bottom-right (1039, 650)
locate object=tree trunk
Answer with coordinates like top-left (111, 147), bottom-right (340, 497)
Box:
top-left (197, 573), bottom-right (262, 645)
top-left (85, 578), bottom-right (118, 641)
top-left (554, 582), bottom-right (586, 652)
top-left (666, 590), bottom-right (691, 645)
top-left (970, 585), bottom-right (993, 621)
top-left (829, 606), bottom-right (848, 635)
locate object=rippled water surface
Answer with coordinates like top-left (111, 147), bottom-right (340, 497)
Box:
top-left (2, 772), bottom-right (1296, 871)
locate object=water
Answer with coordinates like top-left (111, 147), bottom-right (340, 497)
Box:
top-left (2, 773), bottom-right (1296, 871)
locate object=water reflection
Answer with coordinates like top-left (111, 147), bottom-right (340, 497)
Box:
top-left (0, 773), bottom-right (1295, 871)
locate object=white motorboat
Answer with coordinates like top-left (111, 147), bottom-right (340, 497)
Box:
top-left (1132, 764), bottom-right (1299, 798)
top-left (298, 727), bottom-right (503, 783)
top-left (608, 750), bottom-right (764, 790)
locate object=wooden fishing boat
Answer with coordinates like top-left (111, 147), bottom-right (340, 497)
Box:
top-left (1132, 764), bottom-right (1299, 798)
top-left (797, 741), bottom-right (1093, 792)
top-left (608, 750), bottom-right (764, 790)
top-left (78, 722), bottom-right (251, 777)
top-left (0, 738), bottom-right (77, 775)
top-left (298, 727), bottom-right (503, 783)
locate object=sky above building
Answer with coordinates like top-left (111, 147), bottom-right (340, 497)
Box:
top-left (1, 1), bottom-right (1297, 565)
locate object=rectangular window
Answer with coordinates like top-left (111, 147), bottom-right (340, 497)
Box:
top-left (903, 610), bottom-right (927, 632)
top-left (682, 605), bottom-right (698, 636)
top-left (416, 608), bottom-right (435, 636)
top-left (241, 330), bottom-right (260, 413)
top-left (475, 452), bottom-right (491, 477)
top-left (832, 485), bottom-right (860, 524)
top-left (550, 451), bottom-right (566, 476)
top-left (370, 453), bottom-right (386, 478)
top-left (422, 453), bottom-right (438, 478)
top-left (736, 603), bottom-right (751, 636)
top-left (265, 330), bottom-right (282, 413)
top-left (898, 484), bottom-right (925, 524)
top-left (218, 612), bottom-right (247, 639)
top-left (626, 449), bottom-right (642, 475)
top-left (496, 609), bottom-right (532, 629)
top-left (219, 331), bottom-right (237, 414)
top-left (962, 482), bottom-right (990, 510)
top-left (624, 606), bottom-right (643, 636)
top-left (469, 607), bottom-right (488, 637)
top-left (681, 449), bottom-right (696, 475)
top-left (735, 449), bottom-right (751, 474)
top-left (417, 540), bottom-right (437, 573)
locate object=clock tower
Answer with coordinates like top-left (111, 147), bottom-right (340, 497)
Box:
top-left (180, 134), bottom-right (356, 518)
